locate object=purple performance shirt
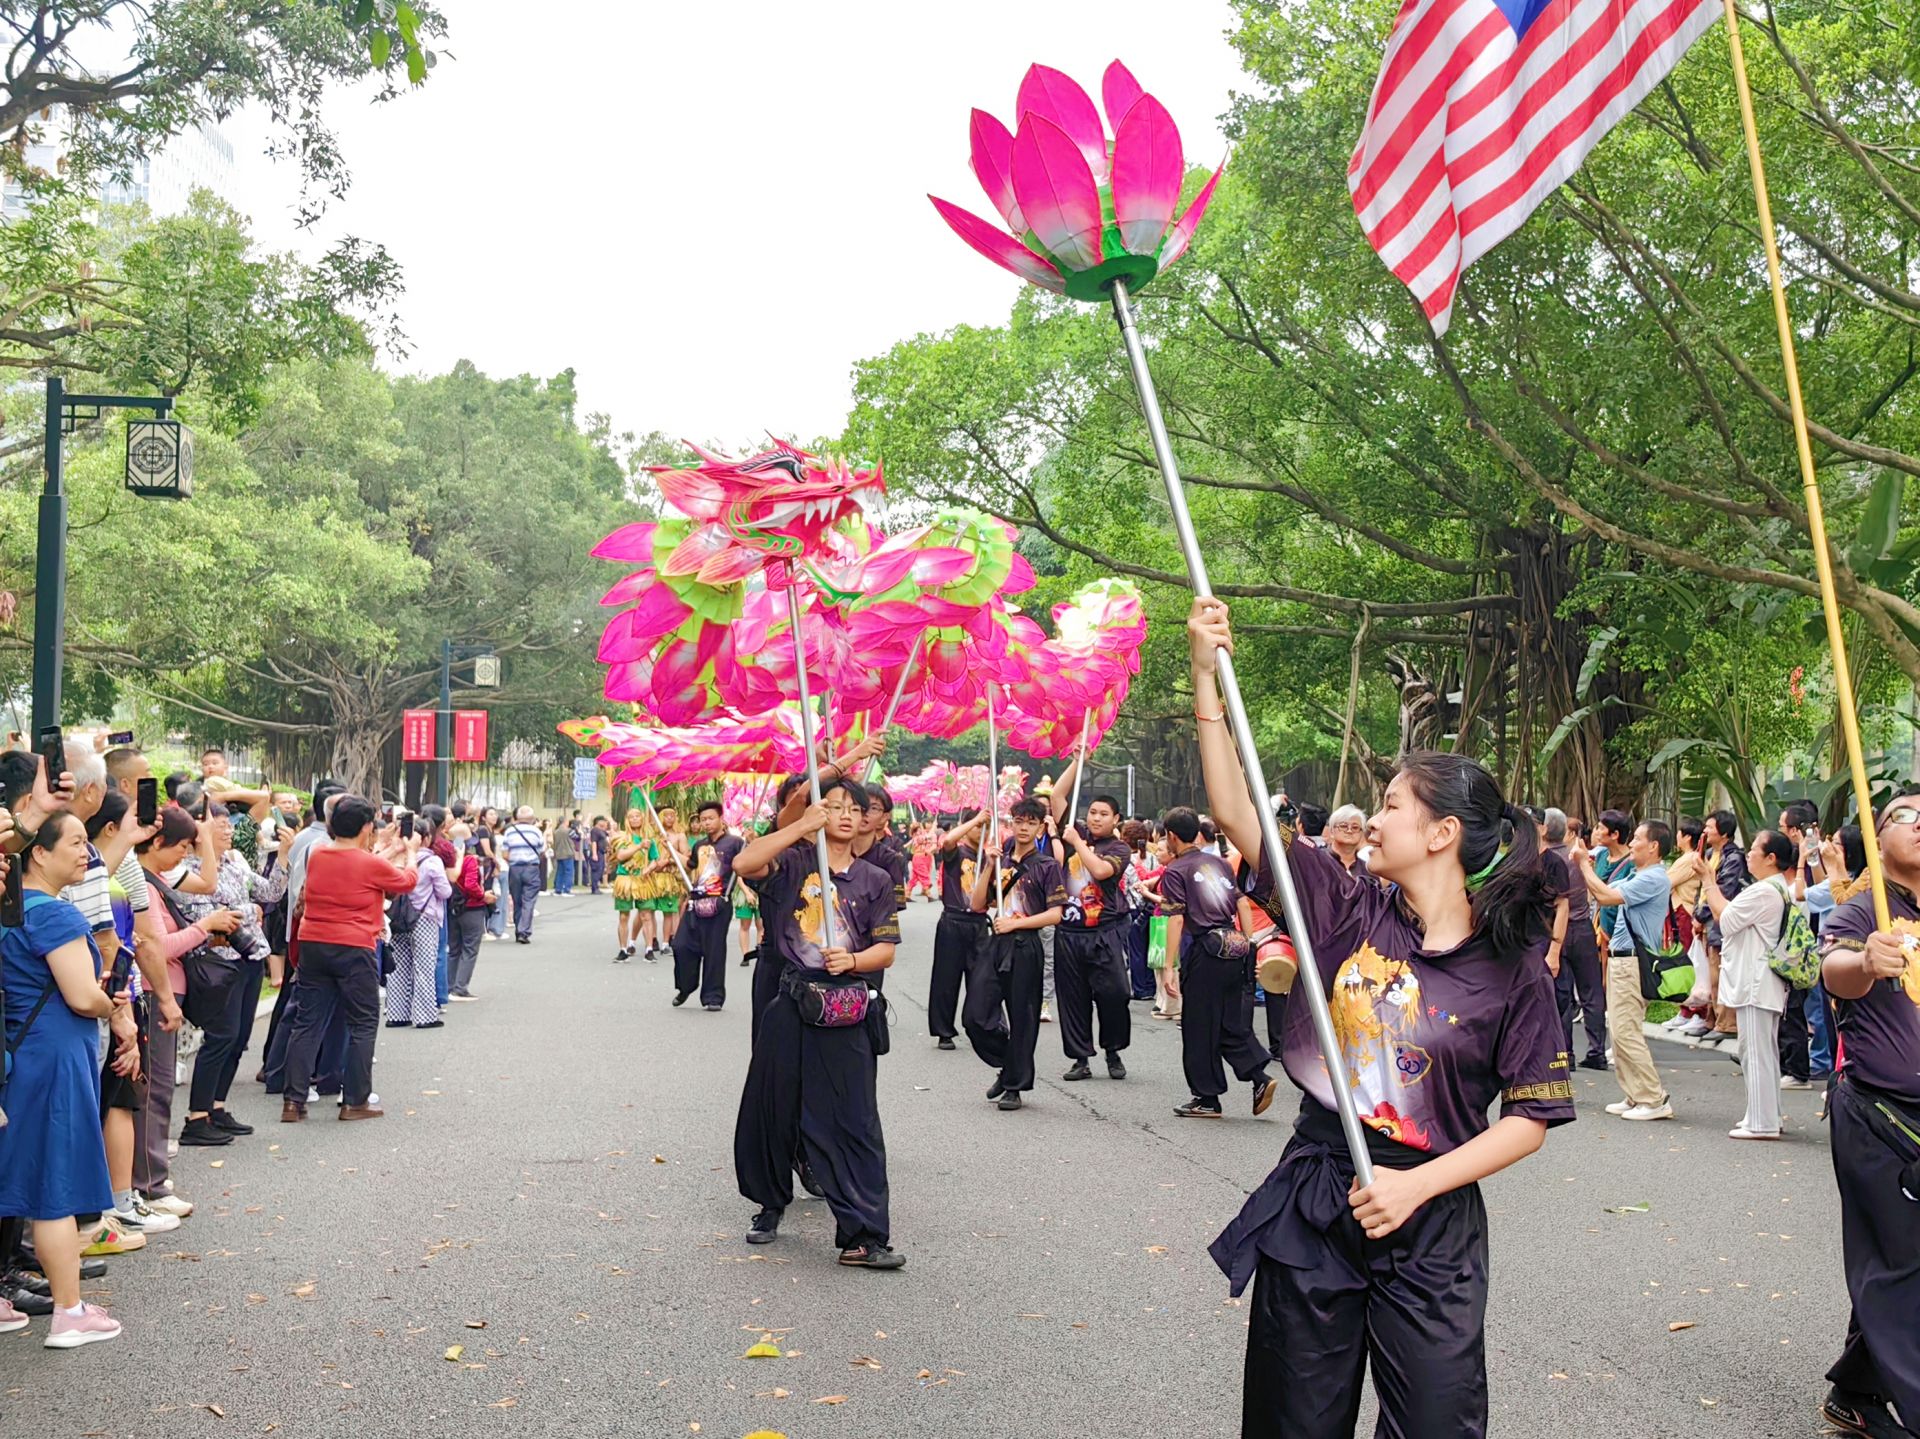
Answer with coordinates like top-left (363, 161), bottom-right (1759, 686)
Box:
top-left (940, 843), bottom-right (980, 914)
top-left (1062, 833), bottom-right (1132, 928)
top-left (761, 842), bottom-right (900, 972)
top-left (1243, 837), bottom-right (1574, 1154)
top-left (985, 845), bottom-right (1067, 920)
top-left (1158, 849), bottom-right (1241, 932)
top-left (1818, 884), bottom-right (1920, 1107)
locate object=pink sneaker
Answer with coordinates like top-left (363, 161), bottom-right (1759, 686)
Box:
top-left (0, 1295), bottom-right (27, 1334)
top-left (43, 1303), bottom-right (121, 1349)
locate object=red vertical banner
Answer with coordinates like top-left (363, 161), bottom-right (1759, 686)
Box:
top-left (453, 709), bottom-right (490, 763)
top-left (402, 709), bottom-right (436, 763)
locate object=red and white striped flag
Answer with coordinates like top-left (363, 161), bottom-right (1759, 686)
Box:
top-left (1350, 0), bottom-right (1720, 333)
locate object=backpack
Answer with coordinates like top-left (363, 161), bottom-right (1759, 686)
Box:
top-left (446, 856), bottom-right (472, 917)
top-left (1765, 878), bottom-right (1820, 989)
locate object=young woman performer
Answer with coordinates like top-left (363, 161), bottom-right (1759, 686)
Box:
top-left (609, 808), bottom-right (652, 963)
top-left (731, 776), bottom-right (903, 1268)
top-left (1187, 598), bottom-right (1572, 1439)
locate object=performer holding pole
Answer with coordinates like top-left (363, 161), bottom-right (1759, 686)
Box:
top-left (1049, 729), bottom-right (1134, 1082)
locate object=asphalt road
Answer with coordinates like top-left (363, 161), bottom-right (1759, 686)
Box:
top-left (1, 893), bottom-right (1857, 1438)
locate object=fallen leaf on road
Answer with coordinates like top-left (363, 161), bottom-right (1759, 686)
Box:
top-left (245, 1294), bottom-right (266, 1305)
top-left (1701, 1397), bottom-right (1719, 1408)
top-left (208, 1160), bottom-right (224, 1169)
top-left (290, 1283), bottom-right (315, 1298)
top-left (916, 1370), bottom-right (932, 1380)
top-left (1604, 1202), bottom-right (1650, 1215)
top-left (653, 1154), bottom-right (667, 1164)
top-left (421, 1090), bottom-right (440, 1096)
top-left (813, 1395), bottom-right (849, 1405)
top-left (1017, 1313), bottom-right (1048, 1320)
top-left (1144, 1246), bottom-right (1168, 1254)
top-left (744, 1343), bottom-right (781, 1359)
top-left (488, 1398), bottom-right (517, 1409)
top-left (444, 1346), bottom-right (464, 1361)
top-left (751, 1388), bottom-right (791, 1399)
top-left (197, 1403), bottom-right (225, 1418)
top-left (873, 1330), bottom-right (886, 1339)
top-left (465, 1320), bottom-right (487, 1329)
top-left (742, 1432), bottom-right (788, 1439)
top-left (1668, 1322), bottom-right (1695, 1332)
top-left (849, 1356), bottom-right (882, 1370)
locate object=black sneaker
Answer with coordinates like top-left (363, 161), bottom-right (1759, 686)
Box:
top-left (644, 946), bottom-right (658, 963)
top-left (986, 1079), bottom-right (1006, 1101)
top-left (1063, 1061), bottom-right (1092, 1081)
top-left (210, 1109), bottom-right (254, 1135)
top-left (1107, 1053), bottom-right (1127, 1080)
top-left (177, 1115), bottom-right (234, 1147)
top-left (1251, 1077), bottom-right (1277, 1116)
top-left (1175, 1097), bottom-right (1225, 1118)
top-left (997, 1091), bottom-right (1023, 1111)
top-left (671, 991), bottom-right (691, 1007)
top-left (2, 1283), bottom-right (52, 1316)
top-left (746, 1208), bottom-right (781, 1245)
top-left (1578, 1055), bottom-right (1609, 1071)
top-left (839, 1241), bottom-right (906, 1270)
top-left (1822, 1386), bottom-right (1914, 1438)
top-left (4, 1269), bottom-right (50, 1297)
top-left (937, 1037), bottom-right (956, 1050)
top-left (614, 948), bottom-right (630, 964)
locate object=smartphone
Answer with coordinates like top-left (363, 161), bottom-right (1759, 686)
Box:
top-left (399, 812), bottom-right (415, 839)
top-left (108, 945), bottom-right (133, 995)
top-left (35, 724), bottom-right (63, 788)
top-left (136, 777), bottom-right (158, 827)
top-left (108, 729), bottom-right (134, 746)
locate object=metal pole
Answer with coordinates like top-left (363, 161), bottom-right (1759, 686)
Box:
top-left (865, 630), bottom-right (924, 783)
top-left (785, 583), bottom-right (839, 948)
top-left (642, 790), bottom-right (696, 892)
top-left (1126, 763), bottom-right (1135, 817)
top-left (1109, 278), bottom-right (1373, 1186)
top-left (1064, 711), bottom-right (1091, 836)
top-left (985, 681), bottom-right (1002, 915)
top-left (438, 638), bottom-right (453, 807)
top-left (31, 378), bottom-right (67, 736)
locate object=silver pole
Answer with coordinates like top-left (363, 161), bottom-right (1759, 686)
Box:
top-left (1064, 711), bottom-right (1090, 835)
top-left (1126, 763), bottom-right (1136, 817)
top-left (1109, 279), bottom-right (1373, 1186)
top-left (865, 629), bottom-right (924, 783)
top-left (985, 681), bottom-right (1002, 915)
top-left (785, 583), bottom-right (839, 950)
top-left (642, 790), bottom-right (696, 892)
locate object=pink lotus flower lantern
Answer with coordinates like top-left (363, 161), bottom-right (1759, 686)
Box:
top-left (930, 61), bottom-right (1223, 303)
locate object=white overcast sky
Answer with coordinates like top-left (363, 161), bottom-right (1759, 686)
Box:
top-left (217, 0), bottom-right (1250, 449)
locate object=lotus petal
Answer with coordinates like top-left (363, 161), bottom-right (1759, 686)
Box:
top-left (694, 544), bottom-right (763, 586)
top-left (1101, 60), bottom-right (1145, 134)
top-left (1110, 92), bottom-right (1183, 255)
top-left (967, 108), bottom-right (1025, 233)
top-left (1156, 161), bottom-right (1225, 272)
top-left (1016, 63), bottom-right (1109, 183)
top-left (928, 196), bottom-right (1066, 293)
top-left (661, 522), bottom-right (733, 577)
top-left (1003, 552), bottom-right (1038, 595)
top-left (1010, 114), bottom-right (1104, 273)
top-left (603, 658), bottom-right (652, 703)
top-left (599, 568), bottom-right (656, 607)
top-left (591, 521), bottom-right (658, 562)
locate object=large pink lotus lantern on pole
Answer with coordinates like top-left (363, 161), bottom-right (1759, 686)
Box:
top-left (932, 59), bottom-right (1374, 1185)
top-left (929, 61), bottom-right (1222, 304)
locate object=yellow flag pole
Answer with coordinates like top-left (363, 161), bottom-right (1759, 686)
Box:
top-left (1720, 0), bottom-right (1891, 929)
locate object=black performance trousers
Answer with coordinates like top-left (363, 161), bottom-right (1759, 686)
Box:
top-left (672, 903), bottom-right (733, 1008)
top-left (1780, 985), bottom-right (1813, 1083)
top-left (928, 909), bottom-right (987, 1039)
top-left (748, 947), bottom-right (781, 1046)
top-left (735, 988), bottom-right (890, 1248)
top-left (1055, 924), bottom-right (1132, 1061)
top-left (1232, 1117), bottom-right (1489, 1438)
top-left (964, 928), bottom-right (1043, 1093)
top-left (1180, 937), bottom-right (1271, 1100)
top-left (1825, 1079), bottom-right (1920, 1425)
top-left (1553, 922), bottom-right (1606, 1063)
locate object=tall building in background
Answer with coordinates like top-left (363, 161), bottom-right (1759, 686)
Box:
top-left (3, 107), bottom-right (237, 219)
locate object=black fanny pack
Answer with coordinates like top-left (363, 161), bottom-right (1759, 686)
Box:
top-left (1848, 1078), bottom-right (1920, 1203)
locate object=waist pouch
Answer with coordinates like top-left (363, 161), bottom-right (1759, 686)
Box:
top-left (783, 968), bottom-right (870, 1028)
top-left (1849, 1078), bottom-right (1920, 1203)
top-left (690, 895), bottom-right (723, 920)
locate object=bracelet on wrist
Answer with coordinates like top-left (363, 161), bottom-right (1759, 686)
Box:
top-left (1195, 711), bottom-right (1225, 724)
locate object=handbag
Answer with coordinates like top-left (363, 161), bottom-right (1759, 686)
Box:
top-left (152, 879), bottom-right (242, 1031)
top-left (1146, 915), bottom-right (1168, 971)
top-left (1630, 902), bottom-right (1695, 1003)
top-left (784, 970), bottom-right (871, 1028)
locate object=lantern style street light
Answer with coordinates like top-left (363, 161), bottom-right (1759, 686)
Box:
top-left (33, 376), bottom-right (195, 734)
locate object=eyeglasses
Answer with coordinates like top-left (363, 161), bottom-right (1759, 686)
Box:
top-left (821, 804), bottom-right (860, 817)
top-left (1880, 805), bottom-right (1920, 830)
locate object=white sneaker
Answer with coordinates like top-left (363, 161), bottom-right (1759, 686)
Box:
top-left (1605, 1099), bottom-right (1634, 1115)
top-left (141, 1193), bottom-right (194, 1219)
top-left (1679, 1016), bottom-right (1711, 1037)
top-left (306, 1087), bottom-right (321, 1103)
top-left (111, 1200), bottom-right (180, 1234)
top-left (1040, 1002), bottom-right (1053, 1024)
top-left (1729, 1125), bottom-right (1782, 1140)
top-left (1780, 1076), bottom-right (1813, 1090)
top-left (1621, 1101), bottom-right (1674, 1121)
top-left (1663, 1013), bottom-right (1691, 1029)
top-left (166, 1139), bottom-right (178, 1157)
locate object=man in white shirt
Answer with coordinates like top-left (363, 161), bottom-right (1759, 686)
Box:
top-left (501, 806), bottom-right (547, 943)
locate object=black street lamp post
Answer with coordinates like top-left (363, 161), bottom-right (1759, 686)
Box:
top-left (33, 376), bottom-right (193, 735)
top-left (436, 639), bottom-right (498, 805)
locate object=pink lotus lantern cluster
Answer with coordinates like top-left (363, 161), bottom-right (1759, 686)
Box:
top-left (1005, 578), bottom-right (1148, 758)
top-left (929, 61), bottom-right (1223, 303)
top-left (592, 708), bottom-right (808, 788)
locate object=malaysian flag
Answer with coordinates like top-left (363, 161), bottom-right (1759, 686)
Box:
top-left (1350, 0), bottom-right (1721, 333)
